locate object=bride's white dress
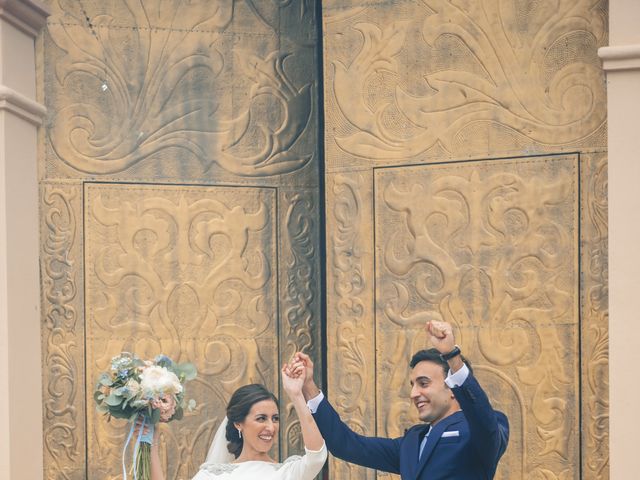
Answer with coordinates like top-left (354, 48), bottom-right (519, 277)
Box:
top-left (191, 417), bottom-right (327, 480)
top-left (192, 445), bottom-right (327, 480)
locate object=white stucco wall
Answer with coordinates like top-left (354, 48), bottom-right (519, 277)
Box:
top-left (0, 1), bottom-right (48, 479)
top-left (600, 0), bottom-right (640, 478)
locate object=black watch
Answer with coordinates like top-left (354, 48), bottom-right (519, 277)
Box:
top-left (440, 345), bottom-right (461, 361)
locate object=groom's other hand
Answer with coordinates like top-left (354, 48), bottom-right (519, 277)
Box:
top-left (426, 320), bottom-right (464, 374)
top-left (425, 320), bottom-right (455, 352)
top-left (293, 352), bottom-right (321, 401)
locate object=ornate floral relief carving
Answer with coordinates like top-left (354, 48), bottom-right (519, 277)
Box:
top-left (326, 0), bottom-right (606, 161)
top-left (280, 190), bottom-right (319, 457)
top-left (375, 156), bottom-right (579, 477)
top-left (41, 184), bottom-right (85, 480)
top-left (328, 173), bottom-right (376, 479)
top-left (331, 174), bottom-right (368, 414)
top-left (282, 191), bottom-right (317, 359)
top-left (45, 0), bottom-right (315, 178)
top-left (84, 184), bottom-right (277, 477)
top-left (582, 154), bottom-right (608, 479)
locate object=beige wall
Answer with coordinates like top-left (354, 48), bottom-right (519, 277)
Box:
top-left (0, 1), bottom-right (49, 479)
top-left (600, 0), bottom-right (640, 477)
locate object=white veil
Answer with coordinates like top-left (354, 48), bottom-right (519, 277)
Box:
top-left (205, 417), bottom-right (236, 464)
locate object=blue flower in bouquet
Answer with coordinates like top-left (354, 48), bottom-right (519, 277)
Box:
top-left (111, 352), bottom-right (136, 372)
top-left (154, 354), bottom-right (173, 368)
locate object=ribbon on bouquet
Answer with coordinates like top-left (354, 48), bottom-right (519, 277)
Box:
top-left (122, 412), bottom-right (155, 480)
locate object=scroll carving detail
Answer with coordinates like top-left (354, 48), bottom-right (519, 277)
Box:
top-left (46, 1), bottom-right (314, 177)
top-left (583, 155), bottom-right (609, 478)
top-left (281, 191), bottom-right (318, 457)
top-left (41, 184), bottom-right (85, 480)
top-left (327, 0), bottom-right (606, 161)
top-left (329, 173), bottom-right (375, 479)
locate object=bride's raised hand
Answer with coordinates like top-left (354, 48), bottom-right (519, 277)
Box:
top-left (281, 362), bottom-right (305, 397)
top-left (282, 357), bottom-right (325, 453)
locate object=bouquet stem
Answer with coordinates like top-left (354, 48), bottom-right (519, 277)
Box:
top-left (134, 442), bottom-right (152, 480)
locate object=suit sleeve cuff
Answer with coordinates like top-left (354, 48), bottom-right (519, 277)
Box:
top-left (445, 363), bottom-right (470, 388)
top-left (307, 391), bottom-right (324, 413)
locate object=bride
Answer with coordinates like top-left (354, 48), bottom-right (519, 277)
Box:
top-left (147, 361), bottom-right (327, 479)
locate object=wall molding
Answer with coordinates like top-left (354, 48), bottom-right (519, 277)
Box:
top-left (599, 44), bottom-right (640, 72)
top-left (0, 84), bottom-right (46, 126)
top-left (0, 0), bottom-right (49, 38)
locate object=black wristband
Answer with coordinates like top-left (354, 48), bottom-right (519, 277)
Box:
top-left (440, 345), bottom-right (461, 361)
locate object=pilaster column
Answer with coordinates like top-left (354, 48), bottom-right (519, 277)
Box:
top-left (0, 1), bottom-right (49, 479)
top-left (599, 0), bottom-right (640, 478)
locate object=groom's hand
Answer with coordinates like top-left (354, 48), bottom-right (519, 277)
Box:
top-left (426, 320), bottom-right (455, 353)
top-left (426, 320), bottom-right (464, 373)
top-left (293, 352), bottom-right (321, 401)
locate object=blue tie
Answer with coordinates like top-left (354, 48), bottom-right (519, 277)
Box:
top-left (418, 426), bottom-right (431, 461)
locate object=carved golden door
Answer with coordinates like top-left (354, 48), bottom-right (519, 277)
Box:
top-left (38, 1), bottom-right (609, 479)
top-left (322, 1), bottom-right (608, 480)
top-left (39, 1), bottom-right (322, 478)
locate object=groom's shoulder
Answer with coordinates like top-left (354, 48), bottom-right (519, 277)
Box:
top-left (403, 424), bottom-right (426, 436)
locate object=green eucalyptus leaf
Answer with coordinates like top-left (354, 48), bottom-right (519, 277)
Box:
top-left (172, 406), bottom-right (184, 421)
top-left (99, 373), bottom-right (113, 387)
top-left (113, 387), bottom-right (126, 396)
top-left (109, 408), bottom-right (132, 419)
top-left (176, 363), bottom-right (197, 381)
top-left (105, 393), bottom-right (122, 407)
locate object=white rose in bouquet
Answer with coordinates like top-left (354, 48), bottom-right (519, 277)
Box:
top-left (139, 365), bottom-right (183, 396)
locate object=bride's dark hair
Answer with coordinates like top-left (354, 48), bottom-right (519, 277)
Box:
top-left (225, 384), bottom-right (279, 458)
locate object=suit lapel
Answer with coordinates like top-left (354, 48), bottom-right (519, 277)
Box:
top-left (406, 425), bottom-right (430, 479)
top-left (414, 412), bottom-right (464, 478)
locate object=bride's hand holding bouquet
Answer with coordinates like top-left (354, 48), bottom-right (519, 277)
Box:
top-left (94, 352), bottom-right (197, 480)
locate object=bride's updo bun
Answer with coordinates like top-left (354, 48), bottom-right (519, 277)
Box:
top-left (225, 384), bottom-right (279, 458)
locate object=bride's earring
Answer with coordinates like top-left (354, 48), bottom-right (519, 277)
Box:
top-left (237, 428), bottom-right (242, 439)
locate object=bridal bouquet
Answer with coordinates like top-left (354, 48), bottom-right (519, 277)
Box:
top-left (94, 352), bottom-right (197, 480)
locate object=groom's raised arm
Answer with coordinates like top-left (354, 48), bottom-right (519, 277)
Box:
top-left (426, 321), bottom-right (509, 469)
top-left (294, 353), bottom-right (402, 474)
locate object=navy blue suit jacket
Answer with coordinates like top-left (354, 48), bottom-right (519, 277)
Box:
top-left (313, 373), bottom-right (509, 479)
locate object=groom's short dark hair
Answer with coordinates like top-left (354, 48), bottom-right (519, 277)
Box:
top-left (410, 348), bottom-right (473, 376)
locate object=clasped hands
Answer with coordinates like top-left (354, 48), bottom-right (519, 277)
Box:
top-left (281, 353), bottom-right (312, 399)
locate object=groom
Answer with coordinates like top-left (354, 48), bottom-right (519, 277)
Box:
top-left (295, 320), bottom-right (509, 479)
